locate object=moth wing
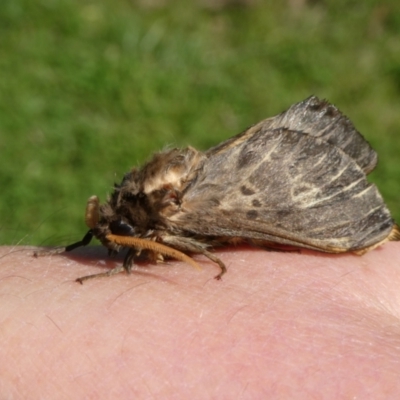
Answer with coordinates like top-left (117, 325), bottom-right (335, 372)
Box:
top-left (208, 96), bottom-right (377, 174)
top-left (171, 127), bottom-right (393, 252)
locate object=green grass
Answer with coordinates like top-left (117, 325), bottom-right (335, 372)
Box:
top-left (1, 0), bottom-right (400, 246)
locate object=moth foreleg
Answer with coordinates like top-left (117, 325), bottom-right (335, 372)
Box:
top-left (65, 230), bottom-right (94, 252)
top-left (33, 230), bottom-right (94, 258)
top-left (75, 249), bottom-right (135, 284)
top-left (162, 236), bottom-right (227, 280)
top-left (76, 264), bottom-right (125, 284)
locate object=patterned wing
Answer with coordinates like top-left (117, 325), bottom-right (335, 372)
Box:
top-left (208, 96), bottom-right (377, 174)
top-left (170, 126), bottom-right (393, 252)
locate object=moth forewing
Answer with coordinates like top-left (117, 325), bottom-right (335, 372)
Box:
top-left (173, 126), bottom-right (395, 253)
top-left (48, 96), bottom-right (399, 282)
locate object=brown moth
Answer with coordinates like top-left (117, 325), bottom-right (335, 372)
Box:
top-left (46, 96), bottom-right (400, 283)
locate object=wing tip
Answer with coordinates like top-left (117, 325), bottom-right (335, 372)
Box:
top-left (388, 224), bottom-right (400, 242)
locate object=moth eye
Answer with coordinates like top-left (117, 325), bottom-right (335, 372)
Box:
top-left (109, 220), bottom-right (136, 236)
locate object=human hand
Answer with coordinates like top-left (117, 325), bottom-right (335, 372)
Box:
top-left (1, 244), bottom-right (400, 398)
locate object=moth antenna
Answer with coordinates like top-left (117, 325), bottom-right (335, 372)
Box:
top-left (85, 196), bottom-right (100, 229)
top-left (106, 234), bottom-right (202, 271)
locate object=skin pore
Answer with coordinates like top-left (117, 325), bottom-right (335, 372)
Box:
top-left (1, 243), bottom-right (400, 399)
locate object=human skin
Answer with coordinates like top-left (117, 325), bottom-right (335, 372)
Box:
top-left (1, 244), bottom-right (400, 399)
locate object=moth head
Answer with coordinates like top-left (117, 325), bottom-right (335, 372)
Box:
top-left (84, 194), bottom-right (137, 253)
top-left (86, 189), bottom-right (145, 230)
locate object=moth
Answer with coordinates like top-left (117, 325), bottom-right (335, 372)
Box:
top-left (44, 96), bottom-right (400, 283)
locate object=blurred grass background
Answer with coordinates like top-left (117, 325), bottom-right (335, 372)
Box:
top-left (1, 0), bottom-right (400, 246)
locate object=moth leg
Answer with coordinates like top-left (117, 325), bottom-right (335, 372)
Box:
top-left (65, 230), bottom-right (94, 252)
top-left (76, 264), bottom-right (125, 284)
top-left (76, 249), bottom-right (135, 284)
top-left (161, 236), bottom-right (227, 280)
top-left (33, 230), bottom-right (94, 257)
top-left (122, 249), bottom-right (136, 274)
top-left (200, 249), bottom-right (227, 280)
